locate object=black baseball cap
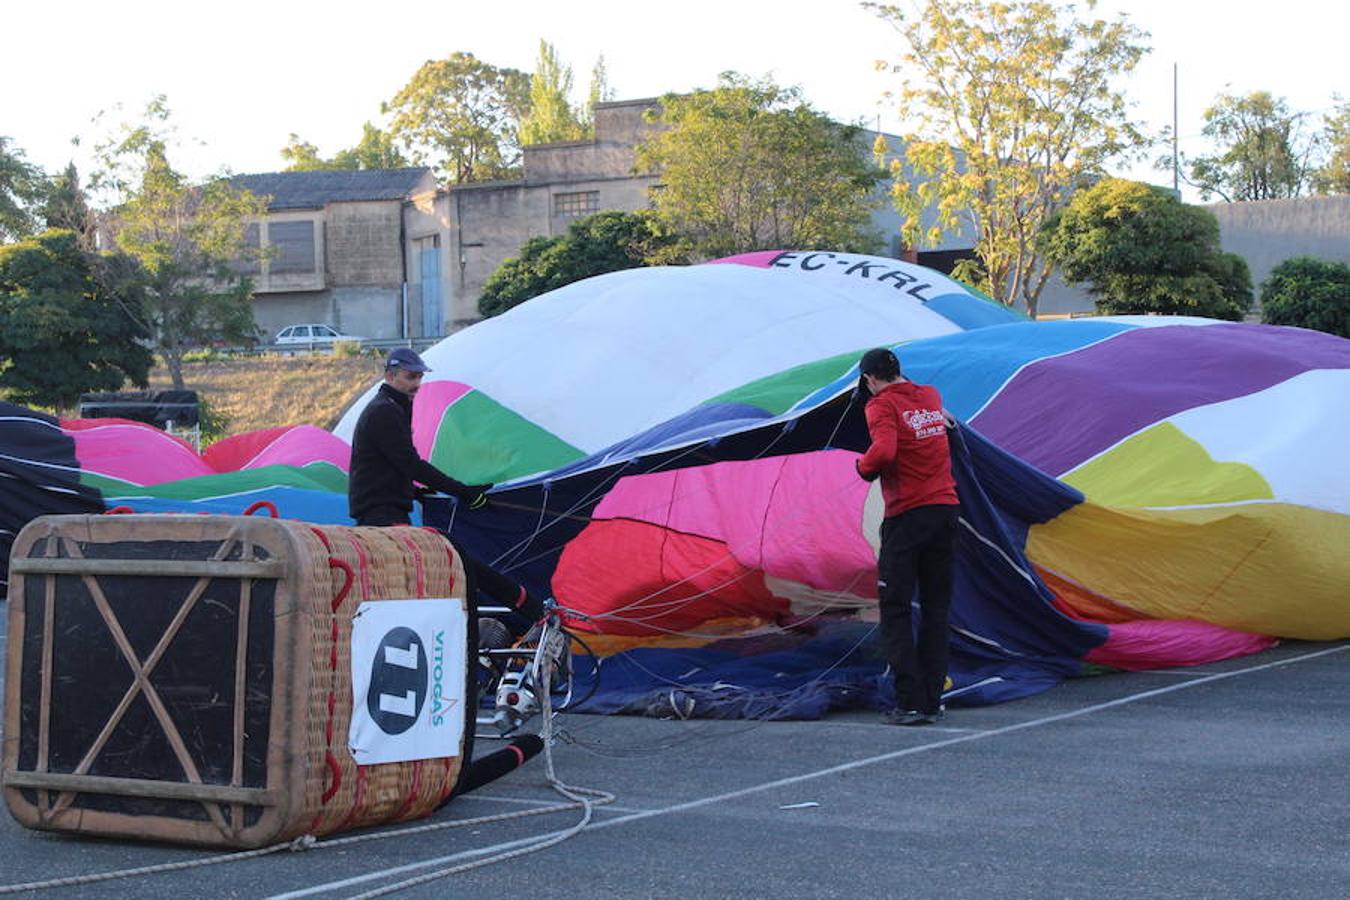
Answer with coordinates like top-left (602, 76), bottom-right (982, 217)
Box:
top-left (385, 347), bottom-right (431, 372)
top-left (859, 347), bottom-right (900, 379)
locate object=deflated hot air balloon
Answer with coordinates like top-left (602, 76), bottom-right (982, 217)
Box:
top-left (5, 252), bottom-right (1345, 718)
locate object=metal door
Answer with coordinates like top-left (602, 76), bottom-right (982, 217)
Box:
top-left (419, 245), bottom-right (442, 337)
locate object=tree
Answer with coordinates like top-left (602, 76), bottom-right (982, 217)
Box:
top-left (636, 73), bottom-right (884, 261)
top-left (1040, 177), bottom-right (1251, 320)
top-left (384, 52), bottom-right (530, 183)
top-left (1259, 256), bottom-right (1350, 338)
top-left (1312, 98), bottom-right (1349, 196)
top-left (41, 162), bottom-right (98, 249)
top-left (584, 56), bottom-right (614, 131)
top-left (519, 41), bottom-right (588, 146)
top-left (0, 230), bottom-right (153, 410)
top-left (1183, 91), bottom-right (1317, 201)
top-left (1, 136), bottom-right (48, 243)
top-left (478, 210), bottom-right (672, 317)
top-left (869, 0), bottom-right (1149, 316)
top-left (280, 122), bottom-right (409, 171)
top-left (94, 98), bottom-right (268, 390)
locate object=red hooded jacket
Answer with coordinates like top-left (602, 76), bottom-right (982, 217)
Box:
top-left (856, 380), bottom-right (959, 517)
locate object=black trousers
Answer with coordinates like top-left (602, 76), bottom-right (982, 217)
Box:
top-left (355, 504), bottom-right (537, 624)
top-left (877, 503), bottom-right (960, 715)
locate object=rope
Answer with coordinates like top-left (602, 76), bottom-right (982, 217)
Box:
top-left (0, 839), bottom-right (303, 895)
top-left (0, 796), bottom-right (611, 895)
top-left (0, 618), bottom-right (614, 898)
top-left (346, 621), bottom-right (614, 899)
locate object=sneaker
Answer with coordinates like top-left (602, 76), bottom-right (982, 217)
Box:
top-left (882, 708), bottom-right (937, 726)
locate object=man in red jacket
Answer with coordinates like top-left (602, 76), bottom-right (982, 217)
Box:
top-left (855, 347), bottom-right (960, 726)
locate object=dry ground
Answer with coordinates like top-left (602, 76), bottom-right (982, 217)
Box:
top-left (145, 352), bottom-right (383, 436)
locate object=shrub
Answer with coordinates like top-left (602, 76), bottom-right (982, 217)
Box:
top-left (182, 347), bottom-right (222, 364)
top-left (197, 395), bottom-right (230, 447)
top-left (1259, 256), bottom-right (1350, 338)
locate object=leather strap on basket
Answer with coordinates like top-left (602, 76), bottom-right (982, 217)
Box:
top-left (304, 526), bottom-right (356, 834)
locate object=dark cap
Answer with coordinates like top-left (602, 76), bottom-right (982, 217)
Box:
top-left (385, 347), bottom-right (431, 373)
top-left (859, 347), bottom-right (900, 380)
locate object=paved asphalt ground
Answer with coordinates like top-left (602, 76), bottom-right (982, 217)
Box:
top-left (1, 606), bottom-right (1346, 899)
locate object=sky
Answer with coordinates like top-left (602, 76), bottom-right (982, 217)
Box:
top-left (3, 0), bottom-right (1345, 203)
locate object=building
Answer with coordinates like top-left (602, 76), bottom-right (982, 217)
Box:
top-left (236, 106), bottom-right (1350, 338)
top-left (432, 98), bottom-right (663, 329)
top-left (232, 168), bottom-right (437, 341)
top-left (236, 101), bottom-right (1052, 334)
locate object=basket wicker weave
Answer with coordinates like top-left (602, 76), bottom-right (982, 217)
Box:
top-left (3, 513), bottom-right (471, 848)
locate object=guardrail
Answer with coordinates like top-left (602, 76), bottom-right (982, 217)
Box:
top-left (205, 336), bottom-right (443, 357)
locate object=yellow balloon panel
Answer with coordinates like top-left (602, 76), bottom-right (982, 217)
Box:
top-left (1027, 501), bottom-right (1350, 640)
top-left (1062, 422), bottom-right (1273, 508)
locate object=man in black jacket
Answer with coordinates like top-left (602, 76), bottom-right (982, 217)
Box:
top-left (349, 347), bottom-right (542, 623)
top-left (349, 347), bottom-right (491, 525)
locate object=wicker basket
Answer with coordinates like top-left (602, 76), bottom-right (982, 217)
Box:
top-left (3, 513), bottom-right (472, 848)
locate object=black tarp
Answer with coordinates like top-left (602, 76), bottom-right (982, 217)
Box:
top-left (0, 402), bottom-right (106, 601)
top-left (78, 390), bottom-right (200, 428)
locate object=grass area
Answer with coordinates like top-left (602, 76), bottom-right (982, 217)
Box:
top-left (145, 352), bottom-right (383, 437)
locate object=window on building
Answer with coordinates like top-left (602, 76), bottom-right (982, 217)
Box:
top-left (553, 191), bottom-right (599, 218)
top-left (267, 220), bottom-right (317, 274)
top-left (232, 223), bottom-right (262, 275)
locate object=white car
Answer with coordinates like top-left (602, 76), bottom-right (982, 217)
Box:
top-left (274, 324), bottom-right (364, 345)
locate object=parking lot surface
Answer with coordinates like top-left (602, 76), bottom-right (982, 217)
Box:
top-left (1, 611), bottom-right (1346, 899)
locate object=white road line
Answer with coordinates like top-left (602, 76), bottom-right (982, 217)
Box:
top-left (592, 644), bottom-right (1350, 831)
top-left (269, 643), bottom-right (1348, 899)
top-left (815, 721), bottom-right (987, 734)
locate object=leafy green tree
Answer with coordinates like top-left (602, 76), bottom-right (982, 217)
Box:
top-left (280, 122), bottom-right (409, 171)
top-left (94, 97), bottom-right (268, 390)
top-left (0, 229), bottom-right (153, 410)
top-left (1259, 256), bottom-right (1350, 338)
top-left (636, 73), bottom-right (883, 261)
top-left (1040, 177), bottom-right (1251, 320)
top-left (520, 41), bottom-right (588, 145)
top-left (1181, 91), bottom-right (1317, 201)
top-left (279, 135), bottom-right (329, 171)
top-left (1312, 98), bottom-right (1349, 196)
top-left (41, 162), bottom-right (97, 249)
top-left (584, 56), bottom-right (614, 130)
top-left (479, 210), bottom-right (672, 317)
top-left (1, 136), bottom-right (48, 243)
top-left (384, 52), bottom-right (530, 183)
top-left (868, 0), bottom-right (1149, 316)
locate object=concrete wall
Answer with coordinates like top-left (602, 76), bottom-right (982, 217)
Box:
top-left (1039, 195), bottom-right (1350, 317)
top-left (252, 290), bottom-right (335, 342)
top-left (432, 100), bottom-right (673, 327)
top-left (326, 201), bottom-right (404, 286)
top-left (1206, 195), bottom-right (1350, 290)
top-left (445, 183), bottom-right (550, 326)
top-left (523, 99), bottom-right (657, 185)
top-left (334, 286), bottom-right (401, 339)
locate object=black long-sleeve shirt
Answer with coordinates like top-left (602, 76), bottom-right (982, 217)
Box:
top-left (348, 383), bottom-right (473, 521)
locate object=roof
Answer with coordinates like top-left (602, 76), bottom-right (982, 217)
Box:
top-left (232, 168), bottom-right (433, 210)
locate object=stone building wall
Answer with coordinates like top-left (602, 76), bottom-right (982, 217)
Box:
top-left (326, 201), bottom-right (404, 286)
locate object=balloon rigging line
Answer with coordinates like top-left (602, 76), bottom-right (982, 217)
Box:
top-left (481, 396), bottom-right (862, 607)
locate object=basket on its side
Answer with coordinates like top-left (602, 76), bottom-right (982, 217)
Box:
top-left (2, 513), bottom-right (472, 848)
